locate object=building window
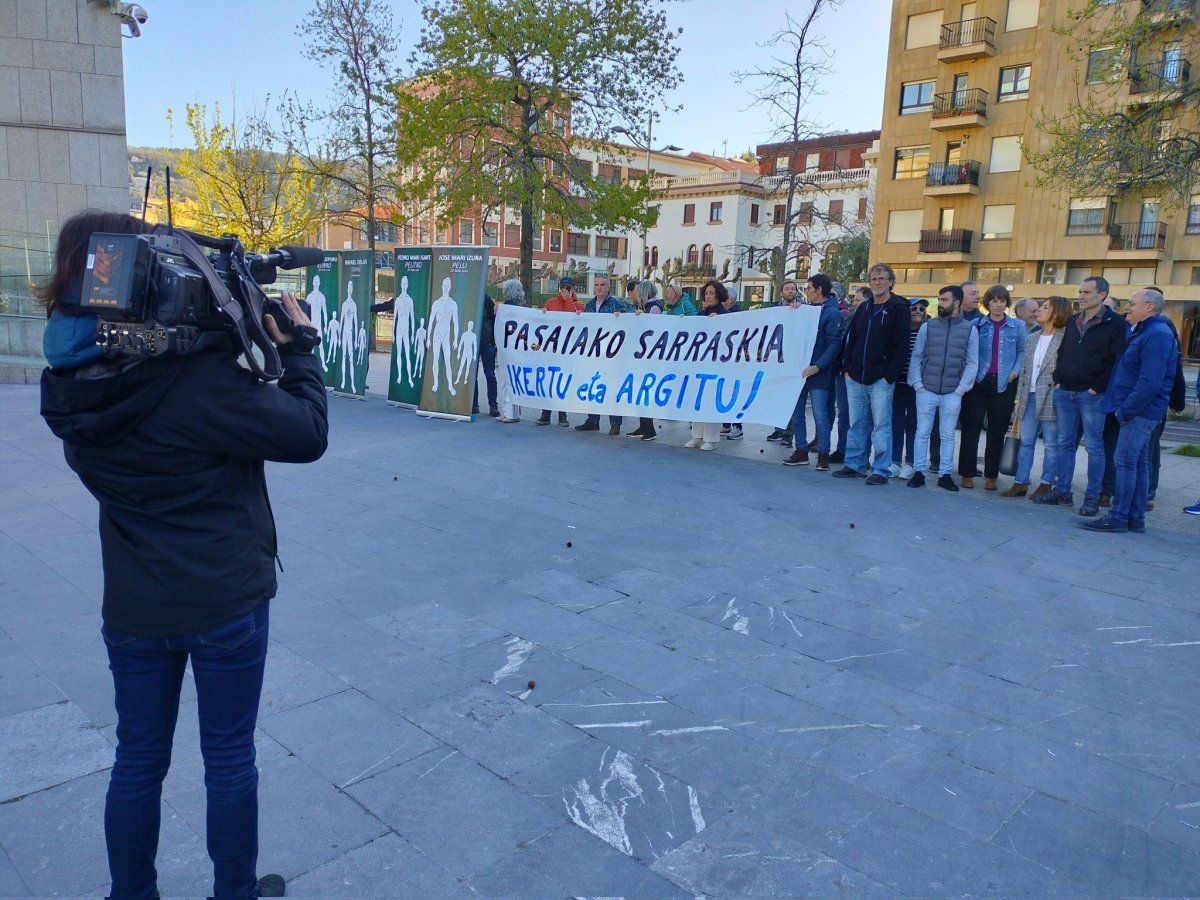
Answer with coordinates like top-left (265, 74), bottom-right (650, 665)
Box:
top-left (905, 10), bottom-right (943, 49)
top-left (989, 135), bottom-right (1022, 173)
top-left (750, 203), bottom-right (760, 225)
top-left (886, 209), bottom-right (923, 243)
top-left (998, 65), bottom-right (1031, 100)
top-left (1006, 0), bottom-right (1038, 31)
top-left (974, 266), bottom-right (1025, 283)
top-left (1087, 47), bottom-right (1121, 84)
top-left (568, 232), bottom-right (589, 255)
top-left (458, 219), bottom-right (474, 244)
top-left (403, 224), bottom-right (414, 243)
top-left (834, 147), bottom-right (852, 169)
top-left (981, 204), bottom-right (1015, 240)
top-left (828, 199), bottom-right (844, 225)
top-left (772, 203), bottom-right (786, 225)
top-left (549, 228), bottom-right (563, 253)
top-left (651, 246), bottom-right (659, 267)
top-left (686, 244), bottom-right (698, 266)
top-left (1186, 196), bottom-right (1200, 234)
top-left (1066, 197), bottom-right (1109, 235)
top-left (504, 223), bottom-right (521, 247)
top-left (893, 146), bottom-right (931, 179)
top-left (709, 201), bottom-right (723, 223)
top-left (799, 201), bottom-right (813, 226)
top-left (596, 236), bottom-right (621, 258)
top-left (858, 197), bottom-right (868, 222)
top-left (1192, 266), bottom-right (1200, 286)
top-left (683, 203), bottom-right (695, 225)
top-left (900, 80), bottom-right (936, 114)
top-left (482, 221), bottom-right (498, 247)
top-left (774, 156), bottom-right (789, 173)
top-left (701, 244), bottom-right (714, 268)
top-left (806, 152), bottom-right (821, 171)
top-left (597, 163), bottom-right (621, 185)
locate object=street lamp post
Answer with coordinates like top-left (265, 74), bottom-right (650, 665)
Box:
top-left (614, 113), bottom-right (681, 281)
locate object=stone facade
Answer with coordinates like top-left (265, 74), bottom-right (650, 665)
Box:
top-left (1, 0), bottom-right (128, 381)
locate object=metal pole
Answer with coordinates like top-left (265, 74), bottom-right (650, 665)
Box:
top-left (644, 111), bottom-right (652, 278)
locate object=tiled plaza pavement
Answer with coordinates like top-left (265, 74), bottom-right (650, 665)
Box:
top-left (2, 378), bottom-right (1200, 898)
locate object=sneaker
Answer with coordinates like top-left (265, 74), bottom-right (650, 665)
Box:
top-left (256, 874), bottom-right (286, 897)
top-left (641, 433), bottom-right (657, 442)
top-left (575, 422), bottom-right (600, 432)
top-left (1185, 502), bottom-right (1200, 516)
top-left (783, 449), bottom-right (810, 466)
top-left (815, 452), bottom-right (830, 471)
top-left (1128, 520), bottom-right (1146, 534)
top-left (899, 464), bottom-right (914, 480)
top-left (865, 473), bottom-right (888, 486)
top-left (1082, 514), bottom-right (1128, 533)
top-left (726, 425), bottom-right (744, 441)
top-left (608, 425), bottom-right (621, 436)
top-left (1098, 494), bottom-right (1112, 508)
top-left (780, 434), bottom-right (794, 448)
top-left (888, 463), bottom-right (902, 478)
top-left (832, 466), bottom-right (864, 479)
top-left (1079, 499), bottom-right (1100, 517)
top-left (625, 428), bottom-right (646, 438)
top-left (907, 472), bottom-right (926, 488)
top-left (829, 449), bottom-right (845, 463)
top-left (488, 406), bottom-right (500, 418)
top-left (498, 417), bottom-right (520, 424)
top-left (766, 428), bottom-right (787, 442)
top-left (937, 474), bottom-right (960, 492)
top-left (699, 441), bottom-right (717, 451)
top-left (558, 413), bottom-right (570, 427)
top-left (685, 438), bottom-right (703, 449)
top-left (536, 415), bottom-right (551, 426)
top-left (720, 425), bottom-right (731, 434)
top-left (1033, 490), bottom-right (1073, 506)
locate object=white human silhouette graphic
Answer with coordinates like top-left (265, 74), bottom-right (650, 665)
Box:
top-left (324, 311), bottom-right (340, 361)
top-left (427, 276), bottom-right (459, 396)
top-left (355, 323), bottom-right (367, 366)
top-left (455, 321), bottom-right (478, 385)
top-left (338, 281), bottom-right (360, 392)
top-left (306, 275), bottom-right (330, 371)
top-left (413, 318), bottom-right (428, 373)
top-left (392, 275), bottom-right (417, 387)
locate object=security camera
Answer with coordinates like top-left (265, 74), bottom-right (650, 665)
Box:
top-left (112, 2), bottom-right (149, 38)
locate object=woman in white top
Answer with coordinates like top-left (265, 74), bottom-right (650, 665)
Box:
top-left (1005, 296), bottom-right (1071, 498)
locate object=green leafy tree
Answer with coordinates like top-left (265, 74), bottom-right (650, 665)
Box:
top-left (398, 0), bottom-right (683, 297)
top-left (1024, 0), bottom-right (1199, 205)
top-left (823, 230), bottom-right (870, 285)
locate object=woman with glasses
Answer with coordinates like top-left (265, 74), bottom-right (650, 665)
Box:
top-left (1005, 296), bottom-right (1070, 498)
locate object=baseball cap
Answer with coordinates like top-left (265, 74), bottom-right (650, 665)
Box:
top-left (558, 276), bottom-right (574, 289)
top-left (911, 297), bottom-right (929, 309)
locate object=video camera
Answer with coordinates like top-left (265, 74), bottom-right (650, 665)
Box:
top-left (75, 225), bottom-right (324, 381)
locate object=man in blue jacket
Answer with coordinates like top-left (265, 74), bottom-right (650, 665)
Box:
top-left (576, 274), bottom-right (626, 434)
top-left (783, 274), bottom-right (844, 470)
top-left (1085, 289), bottom-right (1178, 533)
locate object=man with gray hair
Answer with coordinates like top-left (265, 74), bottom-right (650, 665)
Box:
top-left (1014, 297), bottom-right (1040, 333)
top-left (1085, 288), bottom-right (1178, 532)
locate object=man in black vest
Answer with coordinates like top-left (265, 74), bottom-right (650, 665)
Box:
top-left (906, 285), bottom-right (980, 491)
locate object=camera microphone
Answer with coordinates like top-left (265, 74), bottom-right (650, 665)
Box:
top-left (270, 246), bottom-right (326, 270)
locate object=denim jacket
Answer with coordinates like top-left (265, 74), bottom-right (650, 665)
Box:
top-left (974, 315), bottom-right (1027, 387)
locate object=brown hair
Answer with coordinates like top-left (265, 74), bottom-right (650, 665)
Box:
top-left (38, 209), bottom-right (147, 316)
top-left (982, 284), bottom-right (1011, 307)
top-left (1043, 295), bottom-right (1072, 330)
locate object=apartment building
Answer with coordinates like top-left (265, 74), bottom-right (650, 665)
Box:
top-left (870, 0), bottom-right (1200, 353)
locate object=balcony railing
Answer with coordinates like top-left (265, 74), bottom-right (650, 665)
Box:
top-left (940, 17), bottom-right (996, 50)
top-left (933, 88), bottom-right (987, 118)
top-left (919, 229), bottom-right (973, 254)
top-left (1130, 58), bottom-right (1191, 94)
top-left (1109, 221), bottom-right (1167, 251)
top-left (1142, 0), bottom-right (1195, 13)
top-left (926, 160), bottom-right (982, 187)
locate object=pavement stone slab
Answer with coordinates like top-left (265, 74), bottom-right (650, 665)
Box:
top-left (442, 633), bottom-right (606, 704)
top-left (287, 833), bottom-right (473, 898)
top-left (0, 700), bottom-right (111, 802)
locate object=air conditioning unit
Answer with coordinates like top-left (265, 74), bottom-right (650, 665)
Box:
top-left (1039, 261), bottom-right (1067, 284)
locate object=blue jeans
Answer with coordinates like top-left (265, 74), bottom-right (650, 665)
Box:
top-left (104, 603), bottom-right (269, 900)
top-left (891, 383), bottom-right (917, 466)
top-left (1111, 416), bottom-right (1155, 526)
top-left (1014, 394), bottom-right (1060, 486)
top-left (913, 390), bottom-right (961, 476)
top-left (845, 377), bottom-right (895, 476)
top-left (1052, 388), bottom-right (1106, 501)
top-left (1148, 416), bottom-right (1166, 500)
top-left (831, 375), bottom-right (849, 453)
top-left (472, 343), bottom-right (497, 411)
top-left (791, 384), bottom-right (832, 452)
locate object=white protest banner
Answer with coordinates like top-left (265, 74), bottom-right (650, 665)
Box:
top-left (495, 305), bottom-right (820, 426)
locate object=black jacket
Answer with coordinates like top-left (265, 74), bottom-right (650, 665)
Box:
top-left (40, 346), bottom-right (328, 638)
top-left (842, 293), bottom-right (910, 385)
top-left (481, 294), bottom-right (497, 351)
top-left (1053, 306), bottom-right (1126, 394)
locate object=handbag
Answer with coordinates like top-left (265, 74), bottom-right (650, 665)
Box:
top-left (999, 418), bottom-right (1021, 477)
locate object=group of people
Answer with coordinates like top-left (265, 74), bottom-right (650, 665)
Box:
top-left (480, 264), bottom-right (1196, 531)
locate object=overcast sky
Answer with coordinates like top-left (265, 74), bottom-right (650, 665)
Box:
top-left (121, 0), bottom-right (888, 155)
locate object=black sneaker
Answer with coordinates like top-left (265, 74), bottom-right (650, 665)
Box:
top-left (558, 413), bottom-right (570, 427)
top-left (488, 406), bottom-right (501, 418)
top-left (864, 473), bottom-right (888, 486)
top-left (829, 450), bottom-right (845, 464)
top-left (1082, 514), bottom-right (1127, 533)
top-left (575, 422), bottom-right (600, 432)
top-left (1127, 520), bottom-right (1146, 533)
top-left (907, 472), bottom-right (926, 488)
top-left (766, 428), bottom-right (787, 442)
top-left (535, 415), bottom-right (551, 426)
top-left (256, 874), bottom-right (286, 897)
top-left (780, 434), bottom-right (794, 448)
top-left (937, 474), bottom-right (959, 492)
top-left (625, 428), bottom-right (646, 438)
top-left (1033, 490), bottom-right (1072, 506)
top-left (832, 466), bottom-right (864, 479)
top-left (608, 425), bottom-right (621, 436)
top-left (640, 433), bottom-right (657, 442)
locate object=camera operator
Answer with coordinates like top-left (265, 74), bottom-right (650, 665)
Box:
top-left (39, 210), bottom-right (329, 899)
